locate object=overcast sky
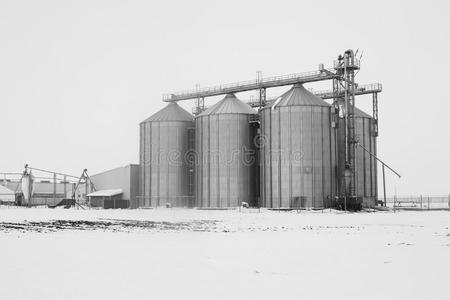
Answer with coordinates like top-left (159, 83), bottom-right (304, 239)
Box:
top-left (1, 0), bottom-right (449, 196)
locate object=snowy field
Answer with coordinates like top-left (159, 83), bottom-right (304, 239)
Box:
top-left (0, 207), bottom-right (449, 300)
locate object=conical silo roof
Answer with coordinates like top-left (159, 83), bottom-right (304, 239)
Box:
top-left (198, 93), bottom-right (257, 116)
top-left (141, 102), bottom-right (193, 123)
top-left (354, 106), bottom-right (372, 119)
top-left (272, 83), bottom-right (330, 108)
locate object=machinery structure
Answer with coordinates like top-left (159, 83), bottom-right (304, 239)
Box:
top-left (153, 49), bottom-right (397, 210)
top-left (7, 165), bottom-right (95, 208)
top-left (333, 50), bottom-right (361, 208)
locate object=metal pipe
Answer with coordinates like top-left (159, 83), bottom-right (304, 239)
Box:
top-left (63, 175), bottom-right (67, 198)
top-left (394, 195), bottom-right (396, 212)
top-left (357, 142), bottom-right (401, 178)
top-left (382, 164), bottom-right (386, 207)
top-left (53, 173), bottom-right (56, 202)
top-left (27, 166), bottom-right (79, 179)
top-left (84, 175), bottom-right (88, 202)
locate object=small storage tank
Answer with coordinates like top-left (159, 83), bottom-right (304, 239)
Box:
top-left (195, 93), bottom-right (258, 208)
top-left (337, 107), bottom-right (377, 206)
top-left (260, 84), bottom-right (336, 209)
top-left (139, 102), bottom-right (194, 207)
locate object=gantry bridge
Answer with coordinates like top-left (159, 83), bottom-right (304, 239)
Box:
top-left (162, 68), bottom-right (340, 102)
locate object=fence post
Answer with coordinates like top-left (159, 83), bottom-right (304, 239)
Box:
top-left (393, 195), bottom-right (396, 213)
top-left (427, 196), bottom-right (430, 210)
top-left (420, 195), bottom-right (423, 209)
top-left (53, 172), bottom-right (57, 204)
top-left (448, 195), bottom-right (450, 209)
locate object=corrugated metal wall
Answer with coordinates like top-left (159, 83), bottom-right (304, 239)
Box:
top-left (90, 164), bottom-right (139, 208)
top-left (195, 95), bottom-right (257, 208)
top-left (260, 106), bottom-right (336, 208)
top-left (140, 119), bottom-right (194, 207)
top-left (337, 108), bottom-right (377, 206)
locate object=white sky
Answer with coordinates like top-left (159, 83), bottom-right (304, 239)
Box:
top-left (1, 0), bottom-right (449, 196)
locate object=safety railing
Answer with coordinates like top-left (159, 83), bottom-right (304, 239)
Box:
top-left (333, 58), bottom-right (360, 69)
top-left (163, 68), bottom-right (337, 101)
top-left (246, 83), bottom-right (382, 107)
top-left (313, 83), bottom-right (382, 99)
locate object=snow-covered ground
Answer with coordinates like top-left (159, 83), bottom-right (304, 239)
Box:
top-left (1, 207), bottom-right (449, 300)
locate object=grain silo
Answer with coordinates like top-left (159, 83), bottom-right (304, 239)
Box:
top-left (195, 93), bottom-right (258, 208)
top-left (139, 102), bottom-right (194, 208)
top-left (337, 106), bottom-right (377, 206)
top-left (260, 83), bottom-right (336, 209)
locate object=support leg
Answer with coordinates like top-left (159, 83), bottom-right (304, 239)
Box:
top-left (382, 164), bottom-right (386, 207)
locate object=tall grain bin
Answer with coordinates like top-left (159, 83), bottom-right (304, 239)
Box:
top-left (195, 93), bottom-right (258, 208)
top-left (337, 107), bottom-right (377, 206)
top-left (139, 102), bottom-right (194, 207)
top-left (260, 84), bottom-right (336, 209)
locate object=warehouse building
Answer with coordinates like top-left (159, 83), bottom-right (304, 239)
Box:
top-left (87, 189), bottom-right (128, 209)
top-left (0, 185), bottom-right (15, 204)
top-left (90, 164), bottom-right (139, 208)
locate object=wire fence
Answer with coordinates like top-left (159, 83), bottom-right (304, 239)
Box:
top-left (2, 193), bottom-right (449, 211)
top-left (134, 195), bottom-right (450, 211)
top-left (382, 195), bottom-right (450, 210)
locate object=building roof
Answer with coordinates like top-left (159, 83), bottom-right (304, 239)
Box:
top-left (0, 185), bottom-right (15, 195)
top-left (91, 164), bottom-right (139, 178)
top-left (87, 189), bottom-right (123, 197)
top-left (0, 185), bottom-right (15, 202)
top-left (354, 106), bottom-right (372, 118)
top-left (141, 102), bottom-right (193, 123)
top-left (271, 83), bottom-right (330, 108)
top-left (198, 93), bottom-right (257, 116)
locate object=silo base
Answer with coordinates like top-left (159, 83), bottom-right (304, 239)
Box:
top-left (333, 196), bottom-right (362, 211)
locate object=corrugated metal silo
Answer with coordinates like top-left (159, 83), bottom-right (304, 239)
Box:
top-left (139, 102), bottom-right (194, 207)
top-left (260, 84), bottom-right (336, 209)
top-left (337, 107), bottom-right (377, 206)
top-left (195, 93), bottom-right (258, 208)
